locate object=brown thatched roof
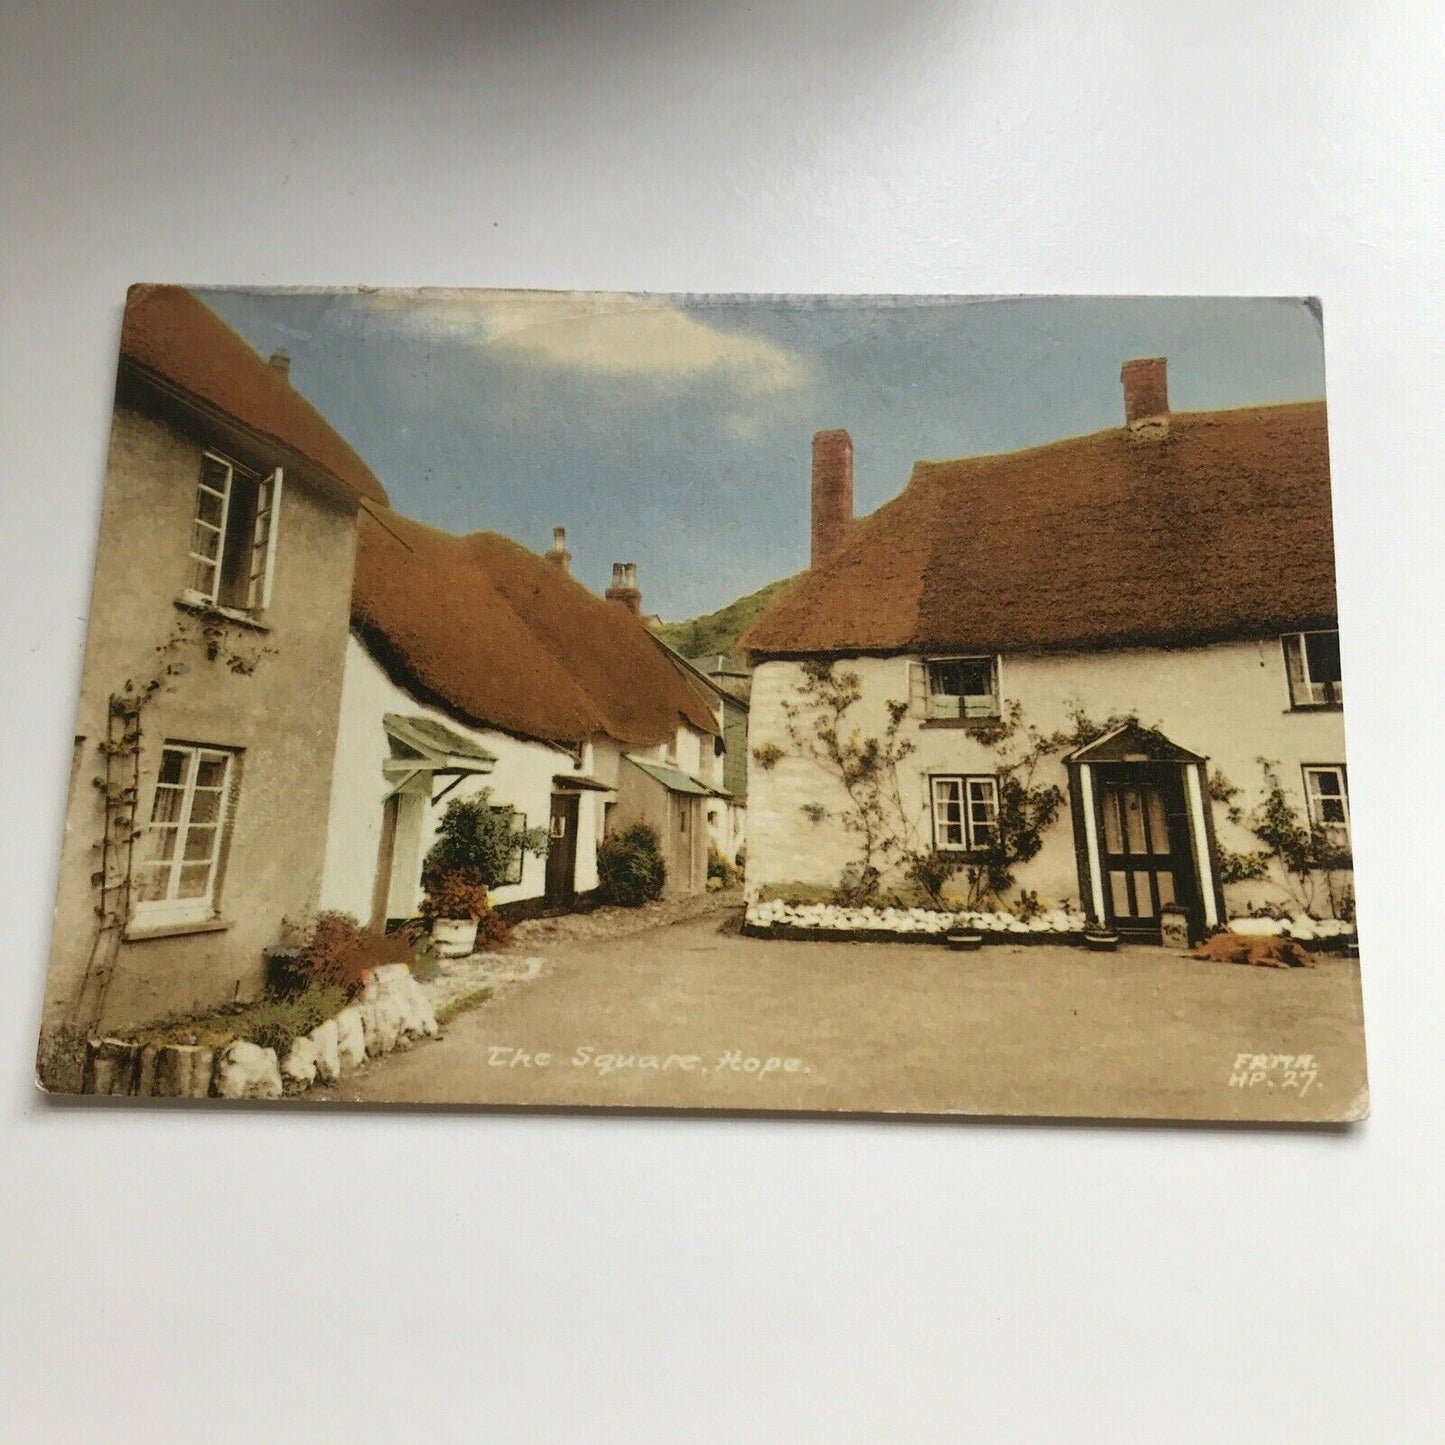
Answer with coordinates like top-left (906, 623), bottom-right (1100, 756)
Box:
top-left (353, 507), bottom-right (718, 748)
top-left (119, 285), bottom-right (389, 507)
top-left (742, 400), bottom-right (1335, 657)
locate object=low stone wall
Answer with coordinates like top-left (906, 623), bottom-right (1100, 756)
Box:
top-left (79, 963), bottom-right (439, 1100)
top-left (743, 900), bottom-right (1090, 945)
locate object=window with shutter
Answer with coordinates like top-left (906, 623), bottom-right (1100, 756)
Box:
top-left (1282, 631), bottom-right (1342, 708)
top-left (919, 656), bottom-right (1000, 720)
top-left (184, 452), bottom-right (282, 617)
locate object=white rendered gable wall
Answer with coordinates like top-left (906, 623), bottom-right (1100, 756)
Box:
top-left (320, 635), bottom-right (595, 918)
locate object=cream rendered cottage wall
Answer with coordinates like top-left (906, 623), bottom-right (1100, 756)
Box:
top-left (748, 640), bottom-right (1348, 915)
top-left (320, 635), bottom-right (587, 919)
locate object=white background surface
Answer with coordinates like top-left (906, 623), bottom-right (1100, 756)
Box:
top-left (2, 3), bottom-right (1441, 1439)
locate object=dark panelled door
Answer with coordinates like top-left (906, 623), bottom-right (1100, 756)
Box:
top-left (545, 793), bottom-right (580, 906)
top-left (1096, 765), bottom-right (1196, 937)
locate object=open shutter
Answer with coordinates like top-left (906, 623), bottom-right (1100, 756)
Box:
top-left (1281, 633), bottom-right (1308, 707)
top-left (250, 467), bottom-right (283, 611)
top-left (907, 661), bottom-right (928, 717)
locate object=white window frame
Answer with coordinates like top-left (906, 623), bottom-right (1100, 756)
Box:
top-left (131, 743), bottom-right (238, 928)
top-left (1281, 630), bottom-right (1343, 709)
top-left (911, 655), bottom-right (1002, 721)
top-left (184, 450), bottom-right (283, 615)
top-left (1302, 764), bottom-right (1351, 846)
top-left (930, 774), bottom-right (1000, 853)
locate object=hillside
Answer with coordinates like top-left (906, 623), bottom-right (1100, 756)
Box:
top-left (653, 574), bottom-right (799, 659)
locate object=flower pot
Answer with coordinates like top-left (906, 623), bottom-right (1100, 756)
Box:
top-left (432, 917), bottom-right (479, 959)
top-left (946, 931), bottom-right (984, 952)
top-left (1083, 930), bottom-right (1120, 953)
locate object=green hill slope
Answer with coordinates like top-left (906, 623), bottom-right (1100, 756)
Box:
top-left (653, 574), bottom-right (799, 659)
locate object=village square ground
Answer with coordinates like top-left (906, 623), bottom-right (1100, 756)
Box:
top-left (309, 897), bottom-right (1368, 1123)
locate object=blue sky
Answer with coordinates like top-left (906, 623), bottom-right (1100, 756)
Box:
top-left (197, 290), bottom-right (1326, 620)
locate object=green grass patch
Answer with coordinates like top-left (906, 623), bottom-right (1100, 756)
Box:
top-left (755, 882), bottom-right (842, 904)
top-left (435, 986), bottom-right (493, 1027)
top-left (130, 983), bottom-right (351, 1057)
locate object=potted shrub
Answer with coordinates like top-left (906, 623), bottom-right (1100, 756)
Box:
top-left (419, 793), bottom-right (547, 953)
top-left (421, 867), bottom-right (491, 958)
top-left (946, 913), bottom-right (984, 951)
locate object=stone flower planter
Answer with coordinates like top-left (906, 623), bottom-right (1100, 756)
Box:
top-left (432, 917), bottom-right (479, 958)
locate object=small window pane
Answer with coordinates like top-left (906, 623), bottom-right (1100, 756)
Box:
top-left (1145, 790), bottom-right (1171, 855)
top-left (195, 755), bottom-right (228, 789)
top-left (1109, 871), bottom-right (1131, 918)
top-left (188, 789), bottom-right (221, 825)
top-left (1123, 789), bottom-right (1148, 854)
top-left (1156, 872), bottom-right (1176, 908)
top-left (190, 520), bottom-right (222, 559)
top-left (200, 456), bottom-right (232, 491)
top-left (182, 826), bottom-right (217, 862)
top-left (177, 863), bottom-right (211, 899)
top-left (196, 487), bottom-right (225, 528)
top-left (1102, 792), bottom-right (1124, 853)
top-left (1132, 870), bottom-right (1156, 917)
top-left (133, 866), bottom-right (169, 903)
top-left (147, 824), bottom-right (180, 864)
top-left (149, 787), bottom-right (185, 828)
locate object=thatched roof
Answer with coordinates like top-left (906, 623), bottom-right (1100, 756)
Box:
top-left (353, 507), bottom-right (719, 748)
top-left (742, 401), bottom-right (1335, 657)
top-left (119, 285), bottom-right (389, 507)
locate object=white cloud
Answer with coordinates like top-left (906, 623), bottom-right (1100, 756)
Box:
top-left (356, 289), bottom-right (809, 393)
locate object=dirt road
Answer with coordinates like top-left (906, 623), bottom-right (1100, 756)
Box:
top-left (310, 909), bottom-right (1367, 1122)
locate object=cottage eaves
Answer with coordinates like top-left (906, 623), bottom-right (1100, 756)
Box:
top-left (742, 400), bottom-right (1335, 658)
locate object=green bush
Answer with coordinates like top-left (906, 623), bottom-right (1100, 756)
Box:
top-left (597, 823), bottom-right (666, 907)
top-left (422, 791), bottom-right (548, 894)
top-left (707, 844), bottom-right (740, 889)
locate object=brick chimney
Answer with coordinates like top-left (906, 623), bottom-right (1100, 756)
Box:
top-left (1121, 357), bottom-right (1169, 438)
top-left (606, 561), bottom-right (642, 616)
top-left (545, 526), bottom-right (572, 574)
top-left (811, 428), bottom-right (854, 568)
top-left (268, 350), bottom-right (291, 380)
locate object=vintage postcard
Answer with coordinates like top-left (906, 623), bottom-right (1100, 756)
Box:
top-left (37, 288), bottom-right (1366, 1121)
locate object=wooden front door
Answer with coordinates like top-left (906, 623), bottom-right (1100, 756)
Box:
top-left (545, 792), bottom-right (580, 906)
top-left (1095, 765), bottom-right (1197, 938)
